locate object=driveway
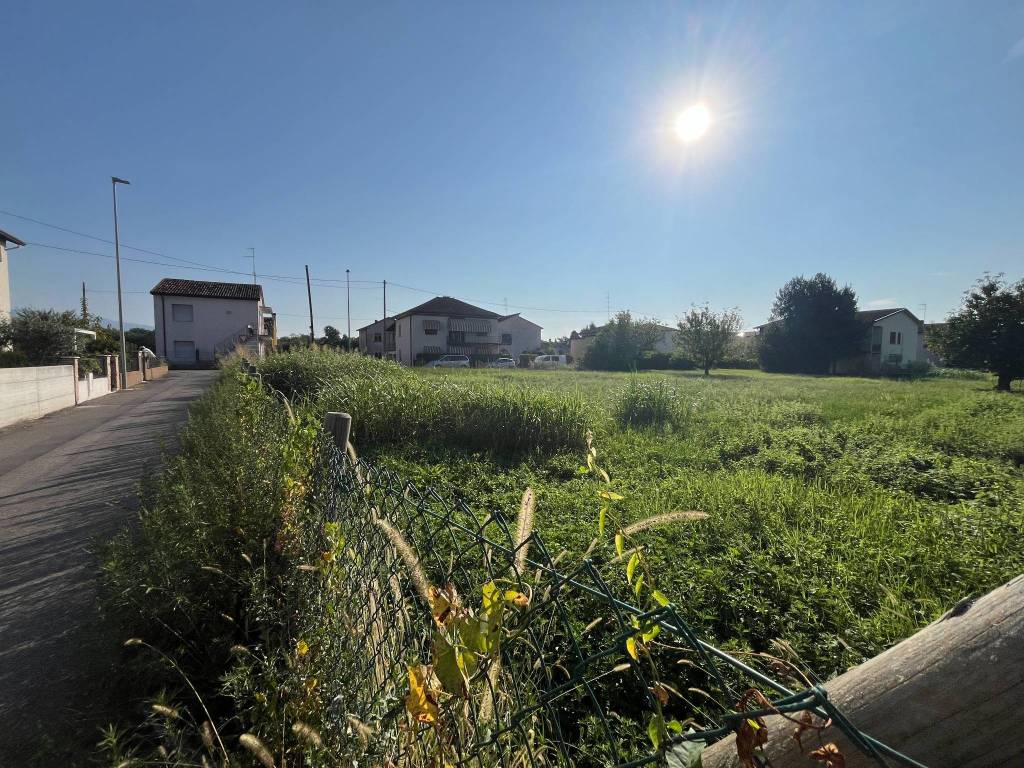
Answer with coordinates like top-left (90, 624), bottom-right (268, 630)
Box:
top-left (0, 370), bottom-right (218, 766)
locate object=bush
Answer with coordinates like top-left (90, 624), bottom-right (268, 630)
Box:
top-left (612, 377), bottom-right (688, 430)
top-left (0, 349), bottom-right (28, 368)
top-left (635, 351), bottom-right (695, 370)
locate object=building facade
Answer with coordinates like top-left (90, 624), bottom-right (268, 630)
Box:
top-left (358, 297), bottom-right (542, 366)
top-left (497, 313), bottom-right (543, 359)
top-left (151, 278), bottom-right (276, 365)
top-left (0, 228), bottom-right (26, 324)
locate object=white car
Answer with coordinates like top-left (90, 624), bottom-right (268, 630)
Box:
top-left (489, 357), bottom-right (517, 369)
top-left (426, 354), bottom-right (471, 368)
top-left (531, 354), bottom-right (568, 369)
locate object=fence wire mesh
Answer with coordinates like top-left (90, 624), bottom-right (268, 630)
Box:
top-left (240, 363), bottom-right (925, 768)
top-left (295, 443), bottom-right (923, 768)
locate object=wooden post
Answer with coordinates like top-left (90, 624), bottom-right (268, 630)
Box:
top-left (323, 412), bottom-right (352, 453)
top-left (701, 575), bottom-right (1024, 768)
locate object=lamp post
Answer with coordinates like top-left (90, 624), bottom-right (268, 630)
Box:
top-left (246, 248), bottom-right (259, 355)
top-left (111, 176), bottom-right (130, 388)
top-left (346, 268), bottom-right (351, 351)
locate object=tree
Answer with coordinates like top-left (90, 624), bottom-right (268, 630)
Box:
top-left (938, 275), bottom-right (1024, 391)
top-left (125, 327), bottom-right (156, 349)
top-left (758, 273), bottom-right (864, 374)
top-left (10, 308), bottom-right (78, 364)
top-left (676, 305), bottom-right (743, 375)
top-left (581, 312), bottom-right (661, 371)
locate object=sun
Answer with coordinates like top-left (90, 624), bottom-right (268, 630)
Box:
top-left (674, 103), bottom-right (712, 144)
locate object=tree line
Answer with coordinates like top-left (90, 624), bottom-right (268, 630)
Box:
top-left (578, 272), bottom-right (1023, 391)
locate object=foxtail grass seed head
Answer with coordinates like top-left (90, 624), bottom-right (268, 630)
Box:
top-left (151, 703), bottom-right (179, 720)
top-left (200, 565), bottom-right (225, 576)
top-left (346, 715), bottom-right (375, 748)
top-left (123, 637), bottom-right (144, 647)
top-left (514, 487), bottom-right (536, 573)
top-left (621, 510), bottom-right (708, 537)
top-left (373, 516), bottom-right (431, 608)
top-left (291, 721), bottom-right (323, 748)
top-left (200, 720), bottom-right (215, 751)
top-left (239, 733), bottom-right (276, 768)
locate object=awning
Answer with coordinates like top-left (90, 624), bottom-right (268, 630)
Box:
top-left (422, 319), bottom-right (441, 331)
top-left (449, 318), bottom-right (492, 333)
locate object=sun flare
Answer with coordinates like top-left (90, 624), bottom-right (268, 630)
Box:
top-left (674, 103), bottom-right (712, 144)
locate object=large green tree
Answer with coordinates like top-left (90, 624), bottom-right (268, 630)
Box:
top-left (676, 305), bottom-right (743, 375)
top-left (758, 273), bottom-right (864, 374)
top-left (938, 276), bottom-right (1024, 391)
top-left (581, 312), bottom-right (661, 371)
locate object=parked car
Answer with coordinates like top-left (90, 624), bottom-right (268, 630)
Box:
top-left (426, 354), bottom-right (471, 368)
top-left (531, 354), bottom-right (568, 369)
top-left (489, 357), bottom-right (517, 369)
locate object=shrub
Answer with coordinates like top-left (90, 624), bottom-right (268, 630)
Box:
top-left (612, 377), bottom-right (687, 430)
top-left (0, 349), bottom-right (28, 367)
top-left (635, 351), bottom-right (695, 370)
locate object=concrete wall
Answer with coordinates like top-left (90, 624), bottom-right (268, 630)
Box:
top-left (875, 312), bottom-right (925, 366)
top-left (125, 370), bottom-right (144, 388)
top-left (153, 294), bottom-right (262, 364)
top-left (79, 373), bottom-right (111, 402)
top-left (0, 365), bottom-right (77, 429)
top-left (145, 363), bottom-right (169, 381)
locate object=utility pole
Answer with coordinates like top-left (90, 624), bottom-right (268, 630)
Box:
top-left (305, 264), bottom-right (315, 346)
top-left (383, 279), bottom-right (387, 322)
top-left (606, 292), bottom-right (611, 322)
top-left (346, 268), bottom-right (351, 351)
top-left (111, 176), bottom-right (130, 388)
top-left (247, 247), bottom-right (256, 284)
top-left (81, 281), bottom-right (88, 325)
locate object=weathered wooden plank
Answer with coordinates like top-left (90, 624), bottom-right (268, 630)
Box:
top-left (701, 575), bottom-right (1024, 768)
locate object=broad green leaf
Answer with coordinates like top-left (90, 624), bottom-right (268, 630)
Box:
top-left (647, 713), bottom-right (665, 750)
top-left (432, 631), bottom-right (468, 698)
top-left (652, 589), bottom-right (670, 607)
top-left (665, 733), bottom-right (705, 768)
top-left (641, 623), bottom-right (661, 642)
top-left (634, 574), bottom-right (645, 598)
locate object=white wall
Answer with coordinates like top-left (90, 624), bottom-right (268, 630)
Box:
top-left (0, 242), bottom-right (10, 323)
top-left (876, 312), bottom-right (924, 366)
top-left (497, 316), bottom-right (542, 358)
top-left (0, 365), bottom-right (77, 429)
top-left (79, 372), bottom-right (111, 402)
top-left (154, 295), bottom-right (261, 363)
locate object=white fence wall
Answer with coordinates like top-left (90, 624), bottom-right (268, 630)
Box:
top-left (80, 372), bottom-right (111, 402)
top-left (0, 365), bottom-right (77, 429)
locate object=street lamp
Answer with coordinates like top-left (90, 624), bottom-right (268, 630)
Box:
top-left (111, 176), bottom-right (130, 388)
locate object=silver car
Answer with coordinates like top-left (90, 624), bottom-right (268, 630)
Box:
top-left (426, 354), bottom-right (471, 368)
top-left (489, 357), bottom-right (517, 368)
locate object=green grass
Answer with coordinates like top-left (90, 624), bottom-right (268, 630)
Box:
top-left (377, 365), bottom-right (1024, 675)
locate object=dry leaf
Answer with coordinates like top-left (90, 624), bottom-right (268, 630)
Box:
top-left (809, 743), bottom-right (846, 768)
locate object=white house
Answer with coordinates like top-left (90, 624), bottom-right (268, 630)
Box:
top-left (755, 308), bottom-right (926, 374)
top-left (151, 278), bottom-right (276, 365)
top-left (359, 296), bottom-right (542, 366)
top-left (497, 313), bottom-right (542, 359)
top-left (0, 228), bottom-right (26, 324)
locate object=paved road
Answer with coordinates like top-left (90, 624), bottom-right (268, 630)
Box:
top-left (0, 370), bottom-right (217, 766)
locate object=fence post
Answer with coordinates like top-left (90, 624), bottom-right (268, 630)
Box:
top-left (700, 574), bottom-right (1024, 768)
top-left (323, 412), bottom-right (352, 452)
top-left (112, 355), bottom-right (120, 391)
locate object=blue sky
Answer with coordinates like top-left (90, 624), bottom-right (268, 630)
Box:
top-left (3, 1), bottom-right (1023, 336)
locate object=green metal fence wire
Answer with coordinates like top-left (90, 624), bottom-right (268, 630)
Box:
top-left (241, 362), bottom-right (928, 768)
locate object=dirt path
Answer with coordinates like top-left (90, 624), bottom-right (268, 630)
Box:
top-left (0, 371), bottom-right (217, 766)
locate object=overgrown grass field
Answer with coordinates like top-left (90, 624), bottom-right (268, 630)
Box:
top-left (373, 364), bottom-right (1024, 675)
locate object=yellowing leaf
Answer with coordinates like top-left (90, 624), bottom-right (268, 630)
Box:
top-left (598, 490), bottom-right (624, 501)
top-left (634, 574), bottom-right (645, 598)
top-left (432, 631), bottom-right (469, 698)
top-left (626, 552), bottom-right (641, 584)
top-left (598, 507), bottom-right (607, 537)
top-left (652, 589), bottom-right (670, 607)
top-left (648, 713), bottom-right (665, 750)
top-left (615, 533), bottom-right (625, 558)
top-left (626, 636), bottom-right (639, 661)
top-left (405, 664), bottom-right (439, 724)
top-left (295, 639), bottom-right (309, 658)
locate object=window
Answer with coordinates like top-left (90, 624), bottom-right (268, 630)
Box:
top-left (373, 333), bottom-right (382, 342)
top-left (173, 340), bottom-right (196, 360)
top-left (424, 327), bottom-right (438, 336)
top-left (501, 333), bottom-right (512, 345)
top-left (172, 303), bottom-right (194, 322)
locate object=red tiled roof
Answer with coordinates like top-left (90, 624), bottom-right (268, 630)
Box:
top-left (151, 278), bottom-right (262, 301)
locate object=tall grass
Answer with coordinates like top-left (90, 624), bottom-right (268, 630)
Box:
top-left (611, 377), bottom-right (689, 430)
top-left (258, 349), bottom-right (592, 454)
